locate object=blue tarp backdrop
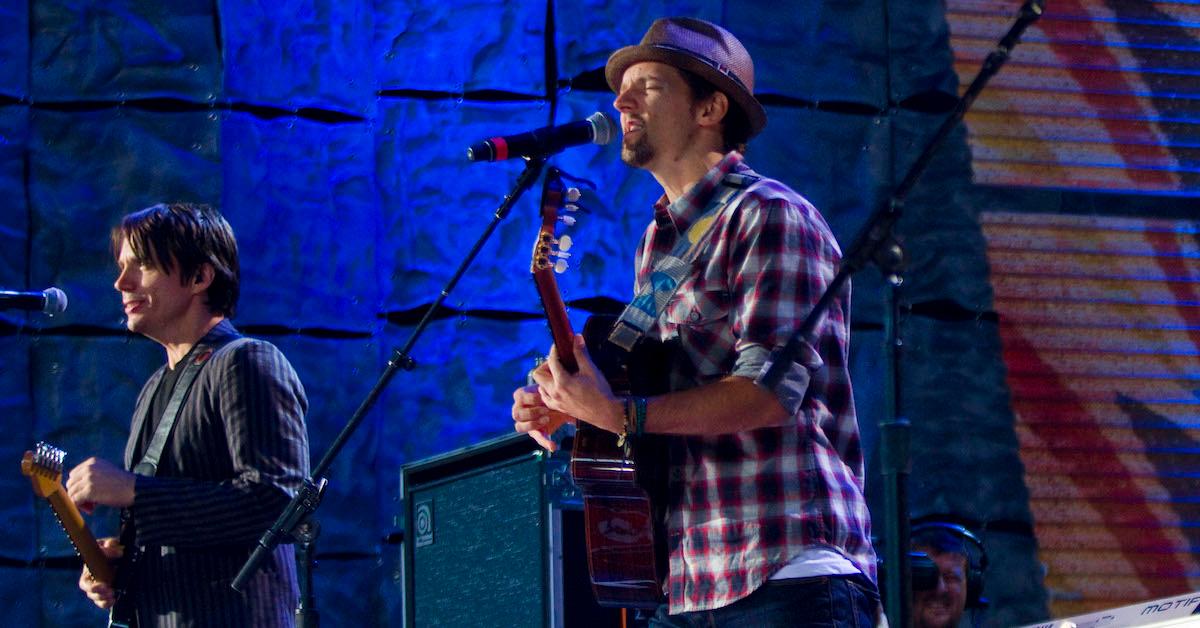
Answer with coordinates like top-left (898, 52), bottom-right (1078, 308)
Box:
top-left (0, 1), bottom-right (1047, 625)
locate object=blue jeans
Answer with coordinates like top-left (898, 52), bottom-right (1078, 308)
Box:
top-left (648, 575), bottom-right (879, 628)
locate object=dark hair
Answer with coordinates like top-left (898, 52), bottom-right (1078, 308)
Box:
top-left (111, 202), bottom-right (240, 317)
top-left (678, 67), bottom-right (753, 154)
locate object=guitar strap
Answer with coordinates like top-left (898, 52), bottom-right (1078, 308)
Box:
top-left (133, 336), bottom-right (250, 476)
top-left (112, 332), bottom-right (247, 627)
top-left (607, 171), bottom-right (761, 351)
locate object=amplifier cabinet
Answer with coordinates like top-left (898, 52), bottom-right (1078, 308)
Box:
top-left (401, 433), bottom-right (621, 628)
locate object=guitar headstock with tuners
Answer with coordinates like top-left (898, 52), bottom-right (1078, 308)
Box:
top-left (531, 167), bottom-right (588, 374)
top-left (21, 441), bottom-right (115, 584)
top-left (22, 441), bottom-right (67, 499)
top-left (530, 167), bottom-right (582, 277)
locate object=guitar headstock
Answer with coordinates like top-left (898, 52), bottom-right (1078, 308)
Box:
top-left (530, 167), bottom-right (596, 374)
top-left (531, 167), bottom-right (583, 277)
top-left (21, 441), bottom-right (66, 499)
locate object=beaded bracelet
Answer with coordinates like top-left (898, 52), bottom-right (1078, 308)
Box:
top-left (632, 396), bottom-right (648, 437)
top-left (617, 396), bottom-right (634, 447)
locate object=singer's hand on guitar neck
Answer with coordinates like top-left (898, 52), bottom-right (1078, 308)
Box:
top-left (535, 335), bottom-right (623, 433)
top-left (513, 335), bottom-right (625, 451)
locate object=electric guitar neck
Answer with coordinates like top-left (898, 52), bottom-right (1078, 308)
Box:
top-left (21, 442), bottom-right (114, 584)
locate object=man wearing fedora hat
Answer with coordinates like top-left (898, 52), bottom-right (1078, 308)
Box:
top-left (513, 17), bottom-right (878, 626)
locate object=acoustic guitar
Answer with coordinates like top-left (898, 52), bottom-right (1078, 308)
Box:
top-left (529, 167), bottom-right (670, 609)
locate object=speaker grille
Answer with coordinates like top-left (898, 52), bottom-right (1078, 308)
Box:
top-left (410, 454), bottom-right (547, 627)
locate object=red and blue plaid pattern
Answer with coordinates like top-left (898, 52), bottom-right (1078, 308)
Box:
top-left (635, 152), bottom-right (876, 613)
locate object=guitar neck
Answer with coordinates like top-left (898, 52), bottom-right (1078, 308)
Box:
top-left (44, 489), bottom-right (114, 584)
top-left (533, 267), bottom-right (579, 374)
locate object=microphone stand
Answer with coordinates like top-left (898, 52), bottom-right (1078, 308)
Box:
top-left (759, 2), bottom-right (1044, 626)
top-left (294, 519), bottom-right (320, 627)
top-left (232, 156), bottom-right (548, 592)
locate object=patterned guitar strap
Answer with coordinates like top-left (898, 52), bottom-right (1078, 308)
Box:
top-left (607, 171), bottom-right (760, 351)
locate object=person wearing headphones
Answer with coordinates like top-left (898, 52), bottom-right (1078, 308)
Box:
top-left (910, 522), bottom-right (987, 628)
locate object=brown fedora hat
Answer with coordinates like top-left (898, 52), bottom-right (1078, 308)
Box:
top-left (605, 17), bottom-right (767, 137)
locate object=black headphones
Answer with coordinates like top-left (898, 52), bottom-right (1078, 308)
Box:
top-left (910, 521), bottom-right (988, 608)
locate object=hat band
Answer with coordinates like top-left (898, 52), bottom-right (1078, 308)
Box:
top-left (648, 43), bottom-right (751, 93)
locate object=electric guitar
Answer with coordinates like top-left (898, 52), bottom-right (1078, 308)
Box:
top-left (530, 168), bottom-right (669, 608)
top-left (21, 442), bottom-right (138, 627)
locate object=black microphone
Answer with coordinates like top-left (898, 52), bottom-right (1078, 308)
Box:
top-left (467, 112), bottom-right (616, 162)
top-left (0, 287), bottom-right (68, 314)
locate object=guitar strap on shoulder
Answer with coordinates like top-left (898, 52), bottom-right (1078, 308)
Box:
top-left (115, 334), bottom-right (247, 627)
top-left (132, 336), bottom-right (250, 477)
top-left (607, 172), bottom-right (761, 352)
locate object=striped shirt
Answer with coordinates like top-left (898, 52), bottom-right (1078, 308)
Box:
top-left (636, 152), bottom-right (876, 613)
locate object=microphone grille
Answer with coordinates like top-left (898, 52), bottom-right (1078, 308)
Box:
top-left (43, 287), bottom-right (68, 315)
top-left (587, 112), bottom-right (617, 146)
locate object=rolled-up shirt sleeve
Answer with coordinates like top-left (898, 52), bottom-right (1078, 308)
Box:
top-left (727, 195), bottom-right (837, 416)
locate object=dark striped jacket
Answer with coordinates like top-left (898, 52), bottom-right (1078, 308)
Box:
top-left (122, 320), bottom-right (310, 627)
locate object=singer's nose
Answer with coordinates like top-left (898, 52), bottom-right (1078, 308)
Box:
top-left (613, 87), bottom-right (635, 115)
top-left (114, 264), bottom-right (136, 293)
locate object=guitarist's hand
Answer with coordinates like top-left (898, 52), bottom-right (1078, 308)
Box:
top-left (66, 457), bottom-right (135, 514)
top-left (512, 384), bottom-right (574, 452)
top-left (534, 335), bottom-right (624, 435)
top-left (78, 537), bottom-right (122, 608)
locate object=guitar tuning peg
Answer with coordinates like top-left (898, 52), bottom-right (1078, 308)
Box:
top-left (559, 215), bottom-right (576, 227)
top-left (556, 234), bottom-right (573, 251)
top-left (565, 187), bottom-right (582, 202)
top-left (564, 203), bottom-right (579, 212)
top-left (552, 249), bottom-right (571, 259)
top-left (554, 259), bottom-right (569, 274)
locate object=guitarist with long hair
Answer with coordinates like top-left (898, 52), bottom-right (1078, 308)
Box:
top-left (66, 203), bottom-right (310, 627)
top-left (512, 18), bottom-right (878, 626)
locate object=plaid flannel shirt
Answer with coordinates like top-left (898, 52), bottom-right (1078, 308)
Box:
top-left (636, 152), bottom-right (876, 613)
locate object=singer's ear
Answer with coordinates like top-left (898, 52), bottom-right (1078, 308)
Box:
top-left (192, 263), bottom-right (215, 291)
top-left (694, 90), bottom-right (729, 129)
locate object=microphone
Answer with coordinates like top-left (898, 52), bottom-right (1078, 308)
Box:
top-left (467, 112), bottom-right (616, 162)
top-left (0, 287), bottom-right (68, 315)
